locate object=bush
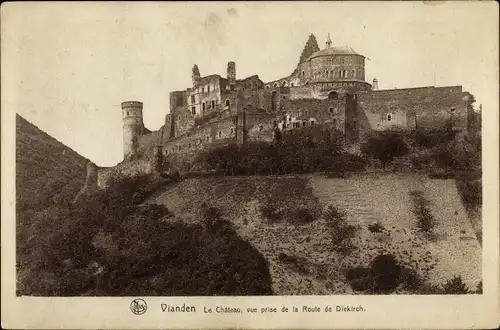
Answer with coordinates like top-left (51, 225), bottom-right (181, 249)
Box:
top-left (361, 132), bottom-right (409, 169)
top-left (442, 275), bottom-right (471, 294)
top-left (346, 267), bottom-right (371, 292)
top-left (410, 190), bottom-right (436, 233)
top-left (369, 254), bottom-right (402, 293)
top-left (324, 205), bottom-right (357, 253)
top-left (368, 221), bottom-right (385, 233)
top-left (260, 202), bottom-right (282, 224)
top-left (290, 206), bottom-right (315, 225)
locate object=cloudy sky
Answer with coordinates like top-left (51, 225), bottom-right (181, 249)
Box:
top-left (2, 2), bottom-right (498, 166)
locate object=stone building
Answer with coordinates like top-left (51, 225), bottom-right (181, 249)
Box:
top-left (114, 32), bottom-right (477, 180)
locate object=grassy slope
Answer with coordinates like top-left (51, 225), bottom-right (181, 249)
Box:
top-left (16, 114), bottom-right (88, 211)
top-left (16, 114), bottom-right (88, 274)
top-left (149, 173), bottom-right (481, 294)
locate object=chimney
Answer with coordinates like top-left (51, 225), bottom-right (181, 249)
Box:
top-left (372, 78), bottom-right (378, 91)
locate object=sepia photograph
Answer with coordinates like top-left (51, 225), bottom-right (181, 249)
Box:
top-left (2, 1), bottom-right (499, 329)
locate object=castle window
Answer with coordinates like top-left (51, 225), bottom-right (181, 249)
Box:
top-left (353, 120), bottom-right (357, 129)
top-left (191, 107), bottom-right (195, 115)
top-left (273, 83), bottom-right (278, 87)
top-left (291, 83), bottom-right (294, 87)
top-left (188, 143), bottom-right (191, 148)
top-left (302, 71), bottom-right (305, 78)
top-left (202, 102), bottom-right (206, 111)
top-left (450, 107), bottom-right (456, 113)
top-left (126, 111), bottom-right (129, 116)
top-left (230, 127), bottom-right (234, 134)
top-left (199, 139), bottom-right (202, 144)
top-left (310, 120), bottom-right (315, 126)
top-left (328, 91), bottom-right (339, 99)
top-left (266, 85), bottom-right (270, 89)
top-left (303, 121), bottom-right (307, 127)
top-left (329, 107), bottom-right (334, 113)
top-left (273, 120), bottom-right (277, 127)
top-left (211, 100), bottom-right (215, 108)
top-left (387, 113), bottom-right (392, 122)
top-left (304, 110), bottom-right (308, 116)
top-left (225, 99), bottom-right (230, 107)
top-left (282, 95), bottom-right (286, 99)
top-left (218, 131), bottom-right (222, 138)
top-left (202, 87), bottom-right (204, 93)
top-left (191, 95), bottom-right (195, 103)
top-left (206, 136), bottom-right (210, 141)
top-left (352, 70), bottom-right (355, 78)
top-left (207, 86), bottom-right (210, 93)
top-left (178, 115), bottom-right (181, 121)
top-left (259, 124), bottom-right (264, 131)
top-left (167, 116), bottom-right (171, 122)
top-left (333, 118), bottom-right (337, 126)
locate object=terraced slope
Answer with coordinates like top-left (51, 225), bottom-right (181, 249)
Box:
top-left (148, 173), bottom-right (481, 294)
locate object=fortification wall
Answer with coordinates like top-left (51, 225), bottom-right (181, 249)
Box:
top-left (356, 86), bottom-right (468, 136)
top-left (97, 158), bottom-right (152, 188)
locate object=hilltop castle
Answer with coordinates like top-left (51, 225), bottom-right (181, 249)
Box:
top-left (97, 33), bottom-right (477, 187)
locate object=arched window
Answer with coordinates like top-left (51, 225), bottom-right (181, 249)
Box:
top-left (353, 120), bottom-right (357, 129)
top-left (387, 113), bottom-right (392, 122)
top-left (352, 70), bottom-right (355, 78)
top-left (218, 131), bottom-right (222, 138)
top-left (282, 81), bottom-right (287, 87)
top-left (328, 91), bottom-right (339, 99)
top-left (266, 85), bottom-right (270, 89)
top-left (202, 102), bottom-right (206, 111)
top-left (259, 124), bottom-right (264, 131)
top-left (291, 83), bottom-right (294, 87)
top-left (273, 83), bottom-right (278, 87)
top-left (333, 118), bottom-right (337, 126)
top-left (329, 107), bottom-right (334, 113)
top-left (211, 100), bottom-right (215, 108)
top-left (225, 99), bottom-right (230, 107)
top-left (339, 70), bottom-right (343, 78)
top-left (302, 71), bottom-right (305, 78)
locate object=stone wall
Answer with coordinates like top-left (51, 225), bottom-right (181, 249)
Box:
top-left (97, 158), bottom-right (152, 189)
top-left (356, 86), bottom-right (468, 137)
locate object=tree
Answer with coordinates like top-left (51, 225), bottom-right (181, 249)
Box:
top-left (361, 132), bottom-right (409, 169)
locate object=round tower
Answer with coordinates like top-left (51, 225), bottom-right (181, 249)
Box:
top-left (122, 101), bottom-right (144, 160)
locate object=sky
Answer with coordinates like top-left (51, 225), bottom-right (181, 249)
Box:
top-left (2, 1), bottom-right (498, 166)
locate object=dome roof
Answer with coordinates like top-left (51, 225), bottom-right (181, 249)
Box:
top-left (307, 46), bottom-right (362, 60)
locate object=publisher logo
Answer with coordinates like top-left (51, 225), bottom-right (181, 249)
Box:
top-left (130, 298), bottom-right (147, 315)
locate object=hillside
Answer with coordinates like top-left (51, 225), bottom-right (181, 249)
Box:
top-left (148, 173), bottom-right (482, 294)
top-left (16, 114), bottom-right (88, 212)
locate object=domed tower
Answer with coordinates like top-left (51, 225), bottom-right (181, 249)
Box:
top-left (122, 101), bottom-right (144, 160)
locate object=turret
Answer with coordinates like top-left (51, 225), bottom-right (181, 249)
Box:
top-left (372, 78), bottom-right (379, 91)
top-left (325, 33), bottom-right (332, 49)
top-left (122, 101), bottom-right (144, 160)
top-left (227, 61), bottom-right (236, 85)
top-left (192, 64), bottom-right (201, 87)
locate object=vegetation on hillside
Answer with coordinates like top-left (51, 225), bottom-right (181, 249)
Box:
top-left (195, 127), bottom-right (368, 175)
top-left (17, 174), bottom-right (273, 296)
top-left (16, 114), bottom-right (88, 212)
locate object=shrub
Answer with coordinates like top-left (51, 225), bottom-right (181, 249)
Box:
top-left (361, 132), bottom-right (409, 169)
top-left (410, 190), bottom-right (436, 233)
top-left (290, 206), bottom-right (314, 225)
top-left (324, 205), bottom-right (357, 253)
top-left (442, 275), bottom-right (471, 294)
top-left (475, 281), bottom-right (482, 294)
top-left (369, 254), bottom-right (402, 293)
top-left (368, 221), bottom-right (384, 233)
top-left (345, 267), bottom-right (371, 292)
top-left (260, 202), bottom-right (282, 224)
